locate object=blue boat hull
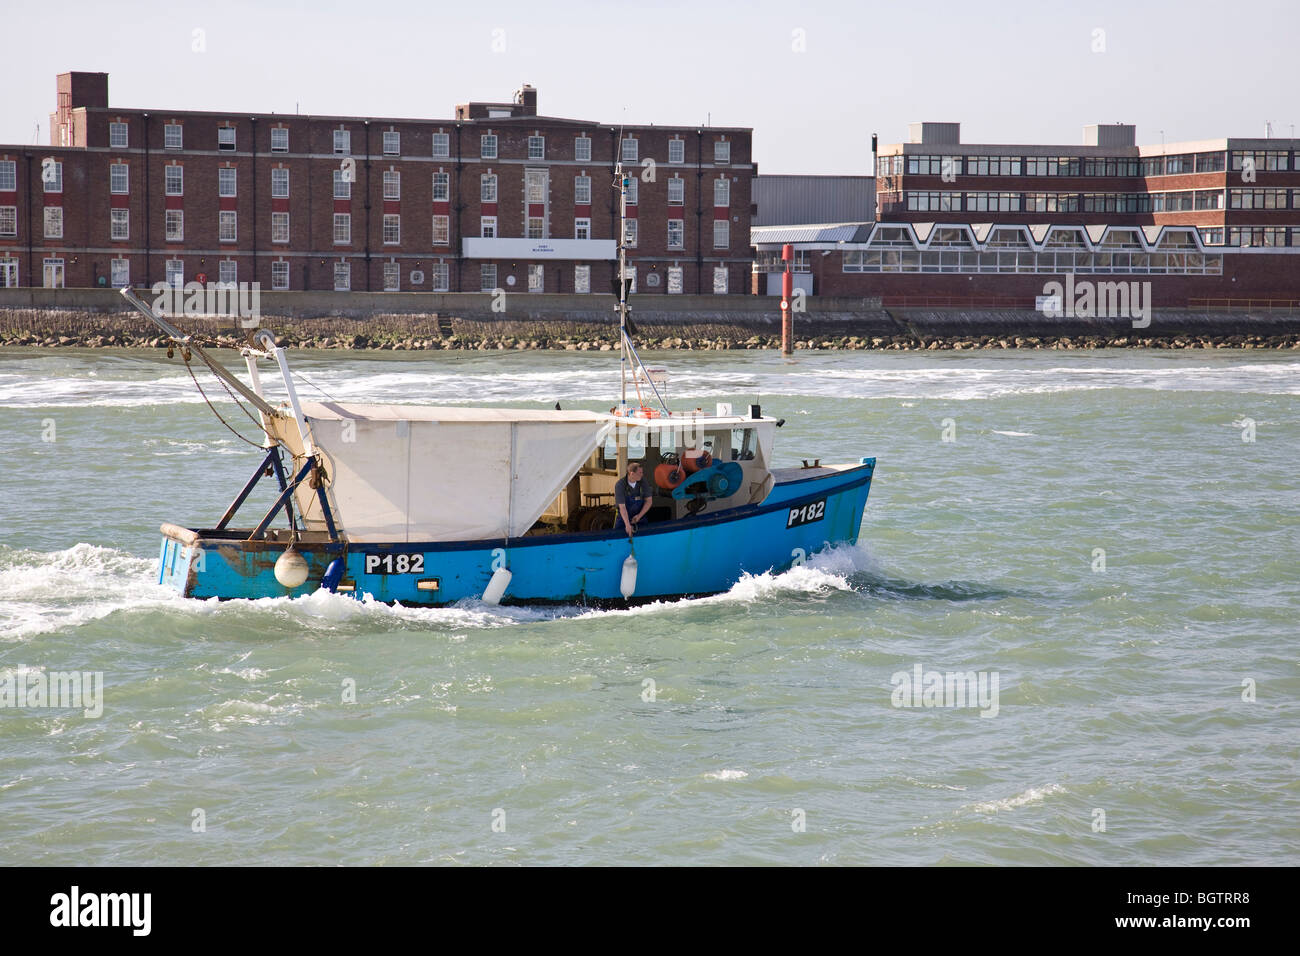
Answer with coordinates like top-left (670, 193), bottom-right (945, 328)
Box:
top-left (159, 460), bottom-right (875, 605)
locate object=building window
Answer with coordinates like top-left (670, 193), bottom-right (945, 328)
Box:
top-left (383, 261), bottom-right (400, 290)
top-left (272, 260), bottom-right (289, 289)
top-left (111, 208), bottom-right (129, 240)
top-left (714, 178), bottom-right (729, 206)
top-left (480, 263), bottom-right (497, 291)
top-left (430, 262), bottom-right (449, 291)
top-left (667, 219), bottom-right (684, 249)
top-left (669, 139), bottom-right (684, 164)
top-left (218, 260), bottom-right (237, 284)
top-left (624, 178), bottom-right (638, 205)
top-left (432, 133), bottom-right (449, 158)
top-left (528, 264), bottom-right (544, 292)
top-left (0, 207), bottom-right (16, 238)
top-left (712, 266), bottom-right (728, 294)
top-left (574, 136), bottom-right (592, 162)
top-left (218, 127), bottom-right (235, 151)
top-left (271, 127), bottom-right (288, 152)
top-left (432, 172), bottom-right (449, 201)
top-left (43, 258), bottom-right (65, 288)
top-left (165, 124), bottom-right (183, 149)
top-left (527, 217), bottom-right (545, 239)
top-left (528, 136), bottom-right (545, 159)
top-left (714, 140), bottom-right (730, 164)
top-left (165, 209), bottom-right (183, 241)
top-left (383, 214), bottom-right (400, 244)
top-left (667, 266), bottom-right (683, 294)
top-left (383, 170), bottom-right (400, 200)
top-left (44, 207), bottom-right (63, 239)
top-left (334, 261), bottom-right (351, 290)
top-left (481, 134), bottom-right (497, 159)
top-left (383, 131), bottom-right (400, 155)
top-left (480, 216), bottom-right (497, 238)
top-left (526, 169), bottom-right (547, 203)
top-left (668, 178), bottom-right (684, 205)
top-left (713, 220), bottom-right (729, 249)
top-left (623, 219), bottom-right (638, 247)
top-left (334, 129), bottom-right (350, 154)
top-left (165, 166), bottom-right (183, 196)
top-left (431, 214), bottom-right (449, 245)
top-left (575, 217), bottom-right (591, 240)
top-left (0, 161), bottom-right (15, 191)
top-left (271, 211), bottom-right (289, 243)
top-left (110, 163), bottom-right (129, 194)
top-left (574, 264), bottom-right (590, 293)
top-left (333, 169), bottom-right (350, 199)
top-left (621, 137), bottom-right (638, 162)
top-left (165, 259), bottom-right (183, 286)
top-left (623, 267), bottom-right (636, 294)
top-left (574, 175), bottom-right (591, 205)
top-left (110, 258), bottom-right (129, 287)
top-left (219, 210), bottom-right (237, 242)
top-left (41, 160), bottom-right (63, 193)
top-left (109, 122), bottom-right (128, 147)
top-left (270, 167), bottom-right (289, 198)
top-left (481, 174), bottom-right (497, 202)
top-left (218, 167), bottom-right (237, 197)
top-left (333, 213), bottom-right (351, 244)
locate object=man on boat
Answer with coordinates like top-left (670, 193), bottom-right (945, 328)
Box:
top-left (615, 461), bottom-right (655, 533)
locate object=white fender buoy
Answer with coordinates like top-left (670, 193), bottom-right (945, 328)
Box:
top-left (274, 550), bottom-right (310, 589)
top-left (482, 566), bottom-right (512, 606)
top-left (620, 554), bottom-right (638, 599)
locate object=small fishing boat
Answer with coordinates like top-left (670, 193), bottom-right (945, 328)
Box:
top-left (124, 165), bottom-right (876, 606)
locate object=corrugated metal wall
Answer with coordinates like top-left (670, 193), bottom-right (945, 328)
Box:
top-left (753, 175), bottom-right (876, 226)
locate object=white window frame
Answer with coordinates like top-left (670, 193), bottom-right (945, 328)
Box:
top-left (574, 175), bottom-right (591, 205)
top-left (432, 133), bottom-right (450, 158)
top-left (623, 218), bottom-right (638, 247)
top-left (669, 139), bottom-right (684, 164)
top-left (217, 127), bottom-right (236, 151)
top-left (383, 170), bottom-right (400, 200)
top-left (271, 211), bottom-right (289, 243)
top-left (333, 261), bottom-right (351, 291)
top-left (165, 165), bottom-right (183, 196)
top-left (165, 209), bottom-right (183, 241)
top-left (43, 257), bottom-right (65, 288)
top-left (480, 263), bottom-right (497, 291)
top-left (383, 261), bottom-right (400, 290)
top-left (625, 178), bottom-right (638, 205)
top-left (668, 177), bottom-right (684, 205)
top-left (527, 263), bottom-right (544, 292)
top-left (165, 259), bottom-right (184, 286)
top-left (271, 167), bottom-right (289, 198)
top-left (528, 136), bottom-right (545, 160)
top-left (110, 258), bottom-right (129, 287)
top-left (714, 140), bottom-right (731, 164)
top-left (271, 127), bottom-right (289, 152)
top-left (0, 206), bottom-right (17, 238)
top-left (667, 219), bottom-right (684, 250)
top-left (481, 174), bottom-right (497, 203)
top-left (432, 172), bottom-right (449, 201)
top-left (271, 260), bottom-right (290, 289)
top-left (713, 266), bottom-right (728, 293)
top-left (0, 160), bottom-right (15, 191)
top-left (621, 137), bottom-right (638, 162)
top-left (574, 264), bottom-right (590, 293)
top-left (333, 129), bottom-right (350, 154)
top-left (218, 260), bottom-right (237, 284)
top-left (43, 161), bottom-right (63, 193)
top-left (667, 266), bottom-right (683, 294)
top-left (109, 122), bottom-right (128, 148)
top-left (110, 207), bottom-right (129, 240)
top-left (432, 214), bottom-right (449, 245)
top-left (481, 134), bottom-right (498, 159)
top-left (382, 213), bottom-right (400, 244)
top-left (383, 131), bottom-right (400, 155)
top-left (165, 124), bottom-right (183, 149)
top-left (333, 213), bottom-right (351, 244)
top-left (219, 210), bottom-right (237, 242)
top-left (714, 178), bottom-right (729, 207)
top-left (333, 169), bottom-right (350, 199)
top-left (44, 206), bottom-right (63, 239)
top-left (110, 163), bottom-right (129, 194)
top-left (713, 219), bottom-right (729, 249)
top-left (218, 167), bottom-right (237, 198)
top-left (574, 217), bottom-right (591, 240)
top-left (480, 216), bottom-right (497, 238)
top-left (574, 136), bottom-right (592, 162)
top-left (527, 217), bottom-right (545, 239)
top-left (431, 261), bottom-right (449, 292)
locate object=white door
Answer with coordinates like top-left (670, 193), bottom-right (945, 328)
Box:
top-left (528, 264), bottom-right (544, 292)
top-left (43, 258), bottom-right (65, 289)
top-left (0, 258), bottom-right (17, 288)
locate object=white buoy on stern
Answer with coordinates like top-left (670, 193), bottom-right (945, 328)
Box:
top-left (482, 566), bottom-right (513, 605)
top-left (274, 549), bottom-right (310, 589)
top-left (620, 553), bottom-right (638, 598)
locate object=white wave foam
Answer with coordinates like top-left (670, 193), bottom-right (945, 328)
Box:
top-left (992, 430), bottom-right (1036, 437)
top-left (703, 769), bottom-right (748, 781)
top-left (964, 783), bottom-right (1066, 814)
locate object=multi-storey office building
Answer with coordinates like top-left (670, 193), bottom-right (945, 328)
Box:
top-left (0, 73), bottom-right (755, 294)
top-left (770, 122), bottom-right (1300, 304)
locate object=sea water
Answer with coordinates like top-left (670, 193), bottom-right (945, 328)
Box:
top-left (0, 347), bottom-right (1296, 865)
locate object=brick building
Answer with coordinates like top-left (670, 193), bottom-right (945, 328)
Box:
top-left (0, 72), bottom-right (755, 294)
top-left (759, 122), bottom-right (1300, 306)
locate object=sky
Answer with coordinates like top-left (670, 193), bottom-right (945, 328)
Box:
top-left (3, 0), bottom-right (1298, 174)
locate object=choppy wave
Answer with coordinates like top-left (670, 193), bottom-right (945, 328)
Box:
top-left (963, 784), bottom-right (1067, 815)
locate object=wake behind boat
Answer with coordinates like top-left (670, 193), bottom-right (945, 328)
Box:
top-left (125, 162), bottom-right (877, 606)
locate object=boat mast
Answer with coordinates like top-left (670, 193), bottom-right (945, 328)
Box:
top-left (616, 160), bottom-right (629, 409)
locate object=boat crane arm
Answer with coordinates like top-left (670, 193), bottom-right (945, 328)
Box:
top-left (118, 286), bottom-right (282, 420)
